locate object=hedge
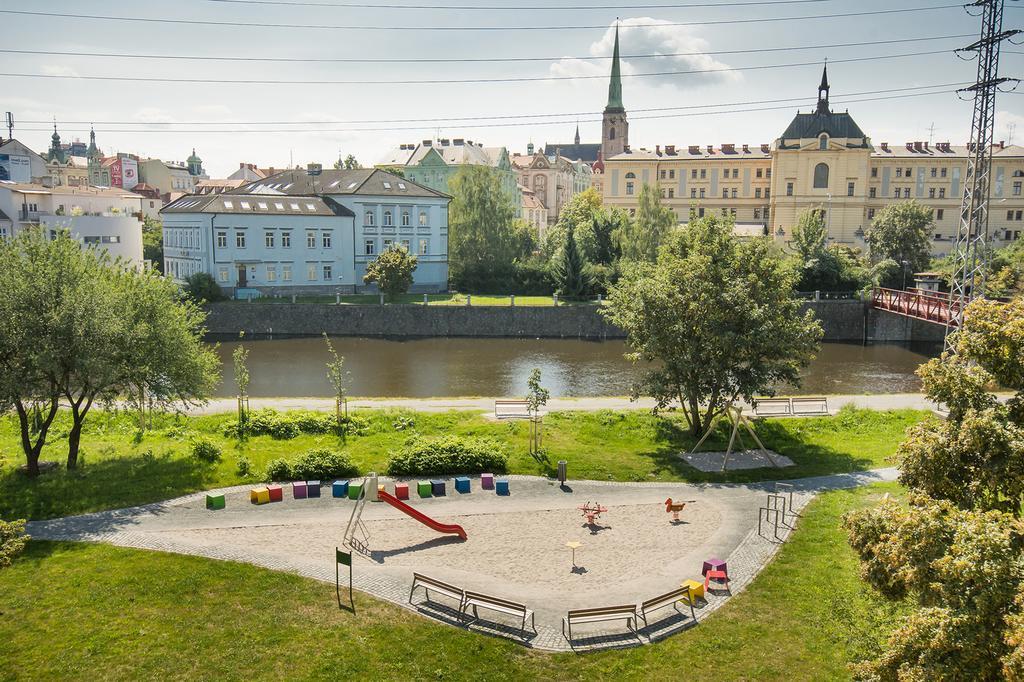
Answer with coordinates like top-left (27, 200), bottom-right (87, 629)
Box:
top-left (385, 436), bottom-right (508, 476)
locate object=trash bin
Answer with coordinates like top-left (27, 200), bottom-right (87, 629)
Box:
top-left (558, 460), bottom-right (567, 485)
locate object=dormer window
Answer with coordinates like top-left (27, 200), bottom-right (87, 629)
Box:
top-left (819, 134), bottom-right (828, 151)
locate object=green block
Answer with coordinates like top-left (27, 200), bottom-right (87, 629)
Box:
top-left (417, 481), bottom-right (432, 498)
top-left (348, 482), bottom-right (363, 500)
top-left (206, 493), bottom-right (225, 510)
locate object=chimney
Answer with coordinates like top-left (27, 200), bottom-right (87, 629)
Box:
top-left (880, 142), bottom-right (889, 152)
top-left (706, 145), bottom-right (714, 154)
top-left (655, 145), bottom-right (661, 156)
top-left (422, 139), bottom-right (432, 146)
top-left (689, 145), bottom-right (700, 155)
top-left (440, 138), bottom-right (450, 146)
top-left (624, 144), bottom-right (631, 153)
top-left (453, 138), bottom-right (464, 146)
top-left (239, 162), bottom-right (245, 168)
top-left (666, 145), bottom-right (676, 155)
top-left (914, 141), bottom-right (923, 152)
top-left (760, 143), bottom-right (770, 153)
top-left (722, 143), bottom-right (735, 154)
top-left (1000, 140), bottom-right (1006, 149)
top-left (924, 141), bottom-right (930, 151)
top-left (742, 144), bottom-right (749, 153)
top-left (906, 142), bottom-right (915, 151)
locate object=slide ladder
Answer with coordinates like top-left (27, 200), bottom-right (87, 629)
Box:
top-left (377, 490), bottom-right (467, 540)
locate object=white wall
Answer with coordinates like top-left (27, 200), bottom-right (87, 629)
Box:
top-left (39, 214), bottom-right (144, 268)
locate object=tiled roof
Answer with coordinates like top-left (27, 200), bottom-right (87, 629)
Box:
top-left (542, 143), bottom-right (601, 163)
top-left (779, 110), bottom-right (869, 147)
top-left (160, 192), bottom-right (355, 217)
top-left (239, 168), bottom-right (449, 199)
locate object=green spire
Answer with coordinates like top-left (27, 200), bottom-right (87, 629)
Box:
top-left (605, 23), bottom-right (624, 113)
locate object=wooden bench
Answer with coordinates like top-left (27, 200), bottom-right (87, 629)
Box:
top-left (639, 586), bottom-right (696, 628)
top-left (791, 396), bottom-right (829, 416)
top-left (461, 590), bottom-right (536, 636)
top-left (752, 397), bottom-right (792, 417)
top-left (494, 400), bottom-right (531, 419)
top-left (408, 573), bottom-right (465, 610)
top-left (562, 604), bottom-right (639, 642)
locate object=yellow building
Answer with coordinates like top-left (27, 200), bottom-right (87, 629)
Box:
top-left (602, 66), bottom-right (1024, 256)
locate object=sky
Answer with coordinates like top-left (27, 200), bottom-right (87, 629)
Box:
top-left (2, 0), bottom-right (1022, 177)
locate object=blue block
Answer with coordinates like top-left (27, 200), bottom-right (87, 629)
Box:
top-left (495, 479), bottom-right (510, 496)
top-left (332, 480), bottom-right (349, 498)
top-left (307, 480), bottom-right (321, 498)
top-left (431, 479), bottom-right (446, 496)
top-left (455, 477), bottom-right (471, 493)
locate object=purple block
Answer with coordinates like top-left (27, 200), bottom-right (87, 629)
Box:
top-left (292, 481), bottom-right (307, 499)
top-left (702, 558), bottom-right (727, 576)
top-left (481, 473), bottom-right (495, 490)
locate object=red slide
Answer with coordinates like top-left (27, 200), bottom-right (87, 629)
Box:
top-left (378, 490), bottom-right (467, 540)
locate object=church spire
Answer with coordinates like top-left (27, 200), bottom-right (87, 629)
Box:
top-left (605, 22), bottom-right (624, 113)
top-left (816, 60), bottom-right (830, 114)
top-left (574, 122), bottom-right (581, 145)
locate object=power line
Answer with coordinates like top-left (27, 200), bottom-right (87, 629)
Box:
top-left (0, 49), bottom-right (954, 86)
top-left (0, 5), bottom-right (965, 32)
top-left (20, 83), bottom-right (971, 127)
top-left (204, 0), bottom-right (843, 9)
top-left (0, 34), bottom-right (973, 65)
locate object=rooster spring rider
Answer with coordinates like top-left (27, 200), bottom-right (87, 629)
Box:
top-left (665, 498), bottom-right (694, 521)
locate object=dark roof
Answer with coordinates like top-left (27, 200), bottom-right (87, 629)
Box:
top-left (0, 207), bottom-right (10, 223)
top-left (542, 143), bottom-right (601, 163)
top-left (160, 192), bottom-right (355, 217)
top-left (779, 110), bottom-right (868, 147)
top-left (238, 168), bottom-right (449, 199)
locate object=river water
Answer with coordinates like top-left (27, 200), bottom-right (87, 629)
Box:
top-left (211, 337), bottom-right (938, 398)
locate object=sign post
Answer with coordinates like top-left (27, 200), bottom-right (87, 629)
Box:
top-left (336, 547), bottom-right (353, 609)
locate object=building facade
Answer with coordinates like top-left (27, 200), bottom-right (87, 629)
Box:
top-left (161, 168), bottom-right (451, 295)
top-left (0, 138), bottom-right (48, 183)
top-left (511, 150), bottom-right (593, 225)
top-left (601, 66), bottom-right (1024, 256)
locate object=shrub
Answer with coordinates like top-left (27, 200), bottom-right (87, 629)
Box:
top-left (224, 409), bottom-right (345, 440)
top-left (235, 456), bottom-right (252, 477)
top-left (191, 437), bottom-right (222, 463)
top-left (386, 436), bottom-right (508, 476)
top-left (0, 519), bottom-right (29, 569)
top-left (183, 272), bottom-right (225, 303)
top-left (264, 449), bottom-right (359, 482)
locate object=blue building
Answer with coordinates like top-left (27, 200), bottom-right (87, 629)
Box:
top-left (161, 168), bottom-right (450, 296)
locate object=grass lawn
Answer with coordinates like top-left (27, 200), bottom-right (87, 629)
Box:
top-left (0, 407), bottom-right (928, 521)
top-left (0, 483), bottom-right (907, 680)
top-left (250, 293), bottom-right (597, 306)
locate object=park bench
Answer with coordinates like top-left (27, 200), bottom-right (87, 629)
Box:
top-left (752, 397), bottom-right (792, 417)
top-left (494, 399), bottom-right (531, 420)
top-left (638, 586), bottom-right (697, 628)
top-left (461, 590), bottom-right (536, 636)
top-left (408, 573), bottom-right (465, 610)
top-left (791, 396), bottom-right (829, 415)
top-left (562, 604), bottom-right (639, 642)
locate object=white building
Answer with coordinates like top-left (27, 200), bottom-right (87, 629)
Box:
top-left (160, 168), bottom-right (451, 295)
top-left (0, 181), bottom-right (145, 267)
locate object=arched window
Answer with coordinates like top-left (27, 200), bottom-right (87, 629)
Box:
top-left (419, 210), bottom-right (428, 226)
top-left (401, 210), bottom-right (410, 227)
top-left (364, 210), bottom-right (374, 226)
top-left (1014, 170), bottom-right (1024, 177)
top-left (625, 172), bottom-right (636, 179)
top-left (383, 210), bottom-right (393, 226)
top-left (819, 134), bottom-right (828, 150)
top-left (609, 127), bottom-right (616, 140)
top-left (813, 162), bottom-right (829, 188)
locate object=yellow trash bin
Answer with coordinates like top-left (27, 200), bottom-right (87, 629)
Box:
top-left (682, 579), bottom-right (705, 602)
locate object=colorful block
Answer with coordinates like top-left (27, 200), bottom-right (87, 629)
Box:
top-left (495, 479), bottom-right (510, 496)
top-left (455, 476), bottom-right (471, 493)
top-left (431, 479), bottom-right (446, 496)
top-left (348, 482), bottom-right (363, 500)
top-left (250, 487), bottom-right (270, 505)
top-left (395, 482), bottom-right (410, 500)
top-left (292, 481), bottom-right (307, 499)
top-left (481, 473), bottom-right (495, 490)
top-left (682, 579), bottom-right (705, 601)
top-left (267, 484), bottom-right (283, 502)
top-left (307, 481), bottom-right (321, 498)
top-left (206, 493), bottom-right (225, 510)
top-left (417, 481), bottom-right (432, 498)
top-left (332, 480), bottom-right (349, 498)
top-left (702, 558), bottom-right (727, 576)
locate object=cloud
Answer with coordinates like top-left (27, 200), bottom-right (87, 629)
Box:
top-left (549, 18), bottom-right (740, 91)
top-left (40, 64), bottom-right (80, 78)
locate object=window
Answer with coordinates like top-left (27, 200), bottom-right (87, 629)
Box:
top-left (894, 188), bottom-right (901, 199)
top-left (257, 202), bottom-right (268, 211)
top-left (401, 239), bottom-right (410, 251)
top-left (669, 170), bottom-right (675, 179)
top-left (383, 210), bottom-right (393, 226)
top-left (223, 201), bottom-right (234, 209)
top-left (267, 266), bottom-right (277, 282)
top-left (731, 188), bottom-right (737, 198)
top-left (668, 189), bottom-right (674, 199)
top-left (755, 188), bottom-right (762, 198)
top-left (419, 238), bottom-right (429, 255)
top-left (609, 126), bottom-right (615, 140)
top-left (307, 263), bottom-right (318, 281)
top-left (757, 168), bottom-right (763, 179)
top-left (697, 207), bottom-right (705, 217)
top-left (323, 264), bottom-right (333, 280)
top-left (937, 209), bottom-right (944, 220)
top-left (401, 210), bottom-right (410, 227)
top-left (699, 188), bottom-right (705, 199)
top-left (766, 169), bottom-right (771, 179)
top-left (364, 239), bottom-right (375, 256)
top-left (322, 232), bottom-right (332, 248)
top-left (786, 182), bottom-right (794, 196)
top-left (765, 188), bottom-right (769, 199)
top-left (383, 181), bottom-right (391, 190)
top-left (1014, 181), bottom-right (1022, 196)
top-left (869, 187), bottom-right (877, 198)
top-left (265, 231), bottom-right (275, 248)
top-left (896, 168), bottom-right (903, 178)
top-left (274, 202), bottom-right (285, 210)
top-left (813, 163), bottom-right (829, 188)
top-left (364, 210), bottom-right (375, 226)
top-left (626, 182), bottom-right (634, 195)
top-left (240, 201), bottom-right (251, 210)
top-left (819, 134), bottom-right (828, 150)
top-left (754, 208), bottom-right (761, 219)
top-left (903, 188), bottom-right (911, 198)
top-left (868, 208), bottom-right (876, 220)
top-left (283, 264), bottom-right (292, 281)
top-left (216, 231), bottom-right (227, 248)
top-left (660, 170), bottom-right (666, 180)
top-left (905, 168), bottom-right (911, 177)
top-left (732, 169), bottom-right (739, 179)
top-left (419, 210), bottom-right (428, 226)
top-left (721, 208), bottom-right (728, 217)
top-left (282, 231), bottom-right (291, 248)
top-left (307, 231), bottom-right (316, 248)
top-left (939, 188), bottom-right (946, 199)
top-left (722, 189), bottom-right (728, 199)
top-left (700, 169), bottom-right (706, 179)
top-left (870, 167), bottom-right (878, 178)
top-left (848, 182), bottom-right (855, 197)
top-left (398, 182), bottom-right (407, 190)
top-left (929, 188), bottom-right (936, 198)
top-left (931, 167), bottom-right (937, 177)
top-left (941, 167), bottom-right (947, 178)
top-left (691, 169), bottom-right (697, 179)
top-left (1009, 210), bottom-right (1015, 220)
top-left (235, 231), bottom-right (246, 248)
top-left (935, 233), bottom-right (943, 240)
top-left (218, 267), bottom-right (229, 282)
top-left (730, 208), bottom-right (737, 217)
top-left (691, 188), bottom-right (697, 198)
top-left (383, 239), bottom-right (393, 250)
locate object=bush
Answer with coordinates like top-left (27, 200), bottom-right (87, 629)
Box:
top-left (0, 519), bottom-right (29, 569)
top-left (224, 409), bottom-right (343, 440)
top-left (386, 436), bottom-right (508, 476)
top-left (183, 272), bottom-right (225, 303)
top-left (191, 437), bottom-right (222, 463)
top-left (235, 456), bottom-right (252, 477)
top-left (264, 449), bottom-right (359, 482)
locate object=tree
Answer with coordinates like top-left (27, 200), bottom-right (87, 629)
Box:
top-left (323, 334), bottom-right (350, 423)
top-left (233, 333), bottom-right (250, 436)
top-left (601, 214), bottom-right (822, 436)
top-left (448, 165), bottom-right (523, 291)
top-left (344, 154), bottom-right (361, 170)
top-left (363, 243), bottom-right (418, 300)
top-left (184, 272), bottom-right (225, 303)
top-left (142, 216), bottom-right (163, 272)
top-left (865, 201), bottom-right (933, 288)
top-left (525, 368), bottom-right (549, 456)
top-left (614, 183), bottom-right (676, 262)
top-left (789, 208), bottom-right (871, 293)
top-left (551, 226), bottom-right (591, 298)
top-left (385, 166), bottom-right (406, 179)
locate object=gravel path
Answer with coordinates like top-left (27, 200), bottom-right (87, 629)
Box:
top-left (27, 468), bottom-right (898, 652)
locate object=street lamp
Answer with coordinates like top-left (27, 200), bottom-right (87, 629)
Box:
top-left (901, 259), bottom-right (911, 291)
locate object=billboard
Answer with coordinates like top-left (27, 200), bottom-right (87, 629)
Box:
top-left (109, 158), bottom-right (122, 187)
top-left (0, 153), bottom-right (31, 182)
top-left (121, 157), bottom-right (138, 189)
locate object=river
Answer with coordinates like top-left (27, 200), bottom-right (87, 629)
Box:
top-left (210, 337), bottom-right (938, 398)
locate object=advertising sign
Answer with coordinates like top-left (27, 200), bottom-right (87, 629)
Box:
top-left (121, 157), bottom-right (138, 189)
top-left (0, 153), bottom-right (31, 182)
top-left (109, 158), bottom-right (123, 187)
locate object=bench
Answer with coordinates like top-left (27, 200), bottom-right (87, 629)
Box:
top-left (409, 573), bottom-right (465, 610)
top-left (791, 396), bottom-right (829, 415)
top-left (639, 586), bottom-right (697, 628)
top-left (753, 396), bottom-right (831, 417)
top-left (461, 590), bottom-right (536, 636)
top-left (494, 400), bottom-right (531, 420)
top-left (752, 397), bottom-right (792, 417)
top-left (562, 604), bottom-right (639, 642)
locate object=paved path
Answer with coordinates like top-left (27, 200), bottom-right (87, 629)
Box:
top-left (27, 468), bottom-right (898, 652)
top-left (189, 393), bottom-right (945, 415)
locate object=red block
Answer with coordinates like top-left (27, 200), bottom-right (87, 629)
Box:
top-left (395, 482), bottom-right (410, 500)
top-left (267, 484), bottom-right (283, 502)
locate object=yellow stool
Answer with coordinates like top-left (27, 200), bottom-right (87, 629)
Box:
top-left (250, 487), bottom-right (271, 505)
top-left (682, 579), bottom-right (706, 602)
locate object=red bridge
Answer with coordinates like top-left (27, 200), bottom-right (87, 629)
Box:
top-left (871, 288), bottom-right (960, 327)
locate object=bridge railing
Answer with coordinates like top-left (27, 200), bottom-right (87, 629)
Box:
top-left (871, 287), bottom-right (960, 326)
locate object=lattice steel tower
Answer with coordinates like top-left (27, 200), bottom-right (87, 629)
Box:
top-left (946, 0), bottom-right (1020, 350)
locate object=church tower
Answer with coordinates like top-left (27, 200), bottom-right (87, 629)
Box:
top-left (601, 24), bottom-right (628, 161)
top-left (47, 120), bottom-right (65, 163)
top-left (816, 62), bottom-right (830, 114)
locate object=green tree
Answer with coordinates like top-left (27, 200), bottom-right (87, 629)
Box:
top-left (183, 272), bottom-right (225, 303)
top-left (601, 214), bottom-right (822, 436)
top-left (344, 154), bottom-right (361, 170)
top-left (363, 243), bottom-right (418, 300)
top-left (551, 226), bottom-right (590, 298)
top-left (789, 208), bottom-right (871, 292)
top-left (448, 165), bottom-right (522, 291)
top-left (525, 368), bottom-right (549, 456)
top-left (614, 183), bottom-right (676, 262)
top-left (385, 166), bottom-right (406, 179)
top-left (233, 333), bottom-right (250, 436)
top-left (866, 200), bottom-right (933, 288)
top-left (142, 216), bottom-right (163, 272)
top-left (323, 334), bottom-right (350, 423)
